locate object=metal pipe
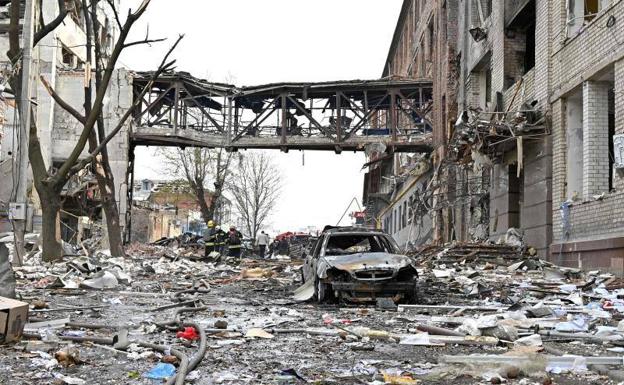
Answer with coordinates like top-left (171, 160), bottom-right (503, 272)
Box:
top-left (415, 323), bottom-right (466, 337)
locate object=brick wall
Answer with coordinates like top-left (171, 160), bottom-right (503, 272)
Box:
top-left (533, 0), bottom-right (551, 105)
top-left (582, 81), bottom-right (610, 197)
top-left (554, 191), bottom-right (624, 242)
top-left (551, 2), bottom-right (624, 248)
top-left (383, 0), bottom-right (461, 244)
top-left (615, 60), bottom-right (624, 191)
top-left (550, 1), bottom-right (624, 101)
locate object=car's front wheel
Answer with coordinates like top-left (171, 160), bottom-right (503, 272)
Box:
top-left (405, 282), bottom-right (419, 304)
top-left (315, 278), bottom-right (331, 303)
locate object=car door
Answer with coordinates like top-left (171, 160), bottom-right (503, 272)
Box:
top-left (303, 235), bottom-right (323, 282)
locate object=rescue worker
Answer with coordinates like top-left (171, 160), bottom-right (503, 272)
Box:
top-left (203, 220), bottom-right (218, 258)
top-left (268, 239), bottom-right (278, 259)
top-left (214, 226), bottom-right (227, 255)
top-left (226, 226), bottom-right (243, 258)
top-left (277, 236), bottom-right (289, 256)
top-left (256, 231), bottom-right (270, 259)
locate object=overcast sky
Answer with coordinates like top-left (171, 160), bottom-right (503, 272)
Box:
top-left (119, 0), bottom-right (401, 232)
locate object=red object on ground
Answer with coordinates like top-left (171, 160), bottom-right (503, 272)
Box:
top-left (176, 327), bottom-right (199, 340)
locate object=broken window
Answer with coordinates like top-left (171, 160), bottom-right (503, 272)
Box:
top-left (419, 40), bottom-right (426, 76)
top-left (508, 165), bottom-right (522, 229)
top-left (403, 201), bottom-right (407, 228)
top-left (61, 46), bottom-right (74, 67)
top-left (392, 210), bottom-right (396, 234)
top-left (505, 0), bottom-right (536, 87)
top-left (474, 68), bottom-right (492, 110)
top-left (585, 0), bottom-right (600, 20)
top-left (428, 19), bottom-right (435, 62)
top-left (567, 0), bottom-right (610, 36)
top-left (325, 234), bottom-right (398, 255)
top-left (609, 88), bottom-right (615, 191)
top-left (485, 69), bottom-right (492, 108)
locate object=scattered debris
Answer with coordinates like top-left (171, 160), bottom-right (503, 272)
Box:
top-left (143, 362), bottom-right (177, 380)
top-left (1, 240), bottom-right (623, 385)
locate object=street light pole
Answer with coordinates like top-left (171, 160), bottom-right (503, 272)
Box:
top-left (12, 0), bottom-right (36, 266)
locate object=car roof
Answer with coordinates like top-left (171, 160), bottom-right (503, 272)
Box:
top-left (322, 226), bottom-right (385, 234)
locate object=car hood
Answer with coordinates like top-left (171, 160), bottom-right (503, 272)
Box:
top-left (317, 252), bottom-right (413, 278)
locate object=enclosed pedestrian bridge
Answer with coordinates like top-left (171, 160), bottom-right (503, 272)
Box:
top-left (131, 72), bottom-right (433, 153)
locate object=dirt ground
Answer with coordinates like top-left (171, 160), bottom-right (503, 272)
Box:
top-left (0, 251), bottom-right (620, 385)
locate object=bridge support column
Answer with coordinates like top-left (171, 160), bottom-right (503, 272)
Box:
top-left (390, 90), bottom-right (397, 142)
top-left (280, 93), bottom-right (287, 151)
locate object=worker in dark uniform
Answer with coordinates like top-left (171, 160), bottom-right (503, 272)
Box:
top-left (226, 226), bottom-right (243, 258)
top-left (203, 220), bottom-right (217, 257)
top-left (268, 239), bottom-right (278, 259)
top-left (215, 226), bottom-right (227, 255)
top-left (278, 236), bottom-right (289, 256)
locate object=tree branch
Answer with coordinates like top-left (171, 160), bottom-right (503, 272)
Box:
top-left (33, 0), bottom-right (68, 46)
top-left (37, 0), bottom-right (44, 32)
top-left (123, 37), bottom-right (167, 49)
top-left (40, 75), bottom-right (87, 124)
top-left (53, 0), bottom-right (154, 185)
top-left (8, 0), bottom-right (22, 64)
top-left (67, 35), bottom-right (183, 176)
top-left (106, 0), bottom-right (123, 31)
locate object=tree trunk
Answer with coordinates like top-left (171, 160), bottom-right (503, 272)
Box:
top-left (83, 0), bottom-right (124, 258)
top-left (195, 185), bottom-right (212, 226)
top-left (38, 186), bottom-right (63, 261)
top-left (206, 185), bottom-right (223, 223)
top-left (96, 162), bottom-right (124, 257)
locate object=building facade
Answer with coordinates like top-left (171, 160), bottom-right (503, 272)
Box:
top-left (0, 1), bottom-right (131, 243)
top-left (453, 0), bottom-right (552, 258)
top-left (373, 0), bottom-right (624, 271)
top-left (367, 0), bottom-right (558, 261)
top-left (550, 0), bottom-right (624, 270)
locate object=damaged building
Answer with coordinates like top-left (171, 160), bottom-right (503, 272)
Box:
top-left (550, 0), bottom-right (624, 270)
top-left (0, 1), bottom-right (131, 245)
top-left (452, 0), bottom-right (551, 257)
top-left (130, 179), bottom-right (232, 243)
top-left (365, 0), bottom-right (624, 269)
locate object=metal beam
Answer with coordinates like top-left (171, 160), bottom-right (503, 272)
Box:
top-left (280, 93), bottom-right (287, 146)
top-left (134, 84), bottom-right (175, 125)
top-left (335, 92), bottom-right (342, 143)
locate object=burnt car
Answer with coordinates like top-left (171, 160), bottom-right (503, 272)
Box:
top-left (298, 227), bottom-right (418, 303)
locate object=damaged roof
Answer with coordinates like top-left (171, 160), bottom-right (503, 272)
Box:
top-left (132, 71), bottom-right (432, 100)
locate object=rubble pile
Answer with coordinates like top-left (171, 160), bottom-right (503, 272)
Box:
top-left (412, 242), bottom-right (531, 267)
top-left (1, 240), bottom-right (624, 384)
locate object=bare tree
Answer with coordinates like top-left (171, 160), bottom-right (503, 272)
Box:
top-left (228, 152), bottom-right (282, 240)
top-left (7, 0), bottom-right (182, 261)
top-left (160, 148), bottom-right (235, 226)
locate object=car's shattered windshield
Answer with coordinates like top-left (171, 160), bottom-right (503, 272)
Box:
top-left (324, 234), bottom-right (397, 255)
